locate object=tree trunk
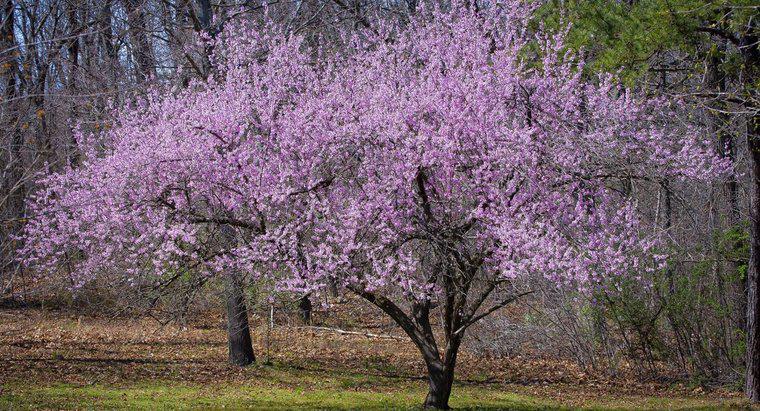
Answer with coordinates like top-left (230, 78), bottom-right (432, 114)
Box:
top-left (423, 323), bottom-right (461, 409)
top-left (100, 1), bottom-right (118, 62)
top-left (742, 21), bottom-right (760, 402)
top-left (219, 222), bottom-right (255, 366)
top-left (1, 0), bottom-right (23, 297)
top-left (123, 0), bottom-right (156, 81)
top-left (225, 275), bottom-right (255, 366)
top-left (65, 1), bottom-right (81, 166)
top-left (298, 294), bottom-right (312, 325)
top-left (196, 0), bottom-right (215, 77)
top-left (707, 37), bottom-right (744, 338)
top-left (746, 115), bottom-right (760, 402)
top-left (424, 361), bottom-right (455, 409)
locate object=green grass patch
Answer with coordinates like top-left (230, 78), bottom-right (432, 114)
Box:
top-left (0, 364), bottom-right (749, 410)
top-left (1, 380), bottom-right (749, 410)
top-left (0, 381), bottom-right (553, 410)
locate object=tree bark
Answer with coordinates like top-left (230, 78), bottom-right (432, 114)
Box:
top-left (746, 115), bottom-right (760, 402)
top-left (298, 294), bottom-right (312, 325)
top-left (225, 274), bottom-right (255, 366)
top-left (424, 361), bottom-right (455, 409)
top-left (123, 0), bottom-right (156, 81)
top-left (706, 37), bottom-right (744, 338)
top-left (99, 1), bottom-right (119, 64)
top-left (220, 224), bottom-right (255, 367)
top-left (741, 21), bottom-right (760, 403)
top-left (195, 0), bottom-right (214, 77)
top-left (1, 0), bottom-right (24, 296)
top-left (349, 284), bottom-right (463, 409)
top-left (65, 1), bottom-right (81, 166)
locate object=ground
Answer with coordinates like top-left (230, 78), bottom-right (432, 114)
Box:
top-left (0, 299), bottom-right (752, 410)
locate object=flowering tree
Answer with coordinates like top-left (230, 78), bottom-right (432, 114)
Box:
top-left (273, 5), bottom-right (728, 408)
top-left (22, 3), bottom-right (729, 409)
top-left (21, 20), bottom-right (322, 365)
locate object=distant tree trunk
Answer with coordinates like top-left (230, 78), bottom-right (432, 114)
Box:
top-left (298, 294), bottom-right (312, 325)
top-left (99, 1), bottom-right (119, 63)
top-left (1, 0), bottom-right (24, 296)
top-left (66, 5), bottom-right (80, 91)
top-left (746, 114), bottom-right (760, 402)
top-left (406, 0), bottom-right (417, 14)
top-left (327, 279), bottom-right (339, 298)
top-left (657, 70), bottom-right (688, 368)
top-left (225, 273), bottom-right (256, 366)
top-left (707, 37), bottom-right (744, 337)
top-left (123, 0), bottom-right (156, 81)
top-left (159, 0), bottom-right (186, 80)
top-left (662, 182), bottom-right (674, 294)
top-left (742, 23), bottom-right (760, 403)
top-left (65, 1), bottom-right (81, 166)
top-left (195, 0), bottom-right (214, 77)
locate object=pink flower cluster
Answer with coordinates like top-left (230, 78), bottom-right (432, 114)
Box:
top-left (21, 3), bottom-right (728, 297)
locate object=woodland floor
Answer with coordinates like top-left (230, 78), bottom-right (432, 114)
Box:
top-left (0, 297), bottom-right (753, 410)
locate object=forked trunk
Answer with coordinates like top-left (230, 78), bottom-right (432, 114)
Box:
top-left (424, 363), bottom-right (455, 409)
top-left (346, 284), bottom-right (466, 410)
top-left (226, 277), bottom-right (255, 366)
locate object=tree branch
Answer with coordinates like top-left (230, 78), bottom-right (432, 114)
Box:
top-left (454, 290), bottom-right (534, 336)
top-left (347, 284), bottom-right (440, 361)
top-left (696, 26), bottom-right (740, 46)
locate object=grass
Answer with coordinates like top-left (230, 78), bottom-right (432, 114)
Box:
top-left (3, 363), bottom-right (543, 410)
top-left (0, 364), bottom-right (751, 410)
top-left (0, 382), bottom-right (550, 410)
top-left (0, 307), bottom-right (752, 410)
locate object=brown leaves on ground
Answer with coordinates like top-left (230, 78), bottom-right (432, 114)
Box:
top-left (0, 300), bottom-right (743, 406)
